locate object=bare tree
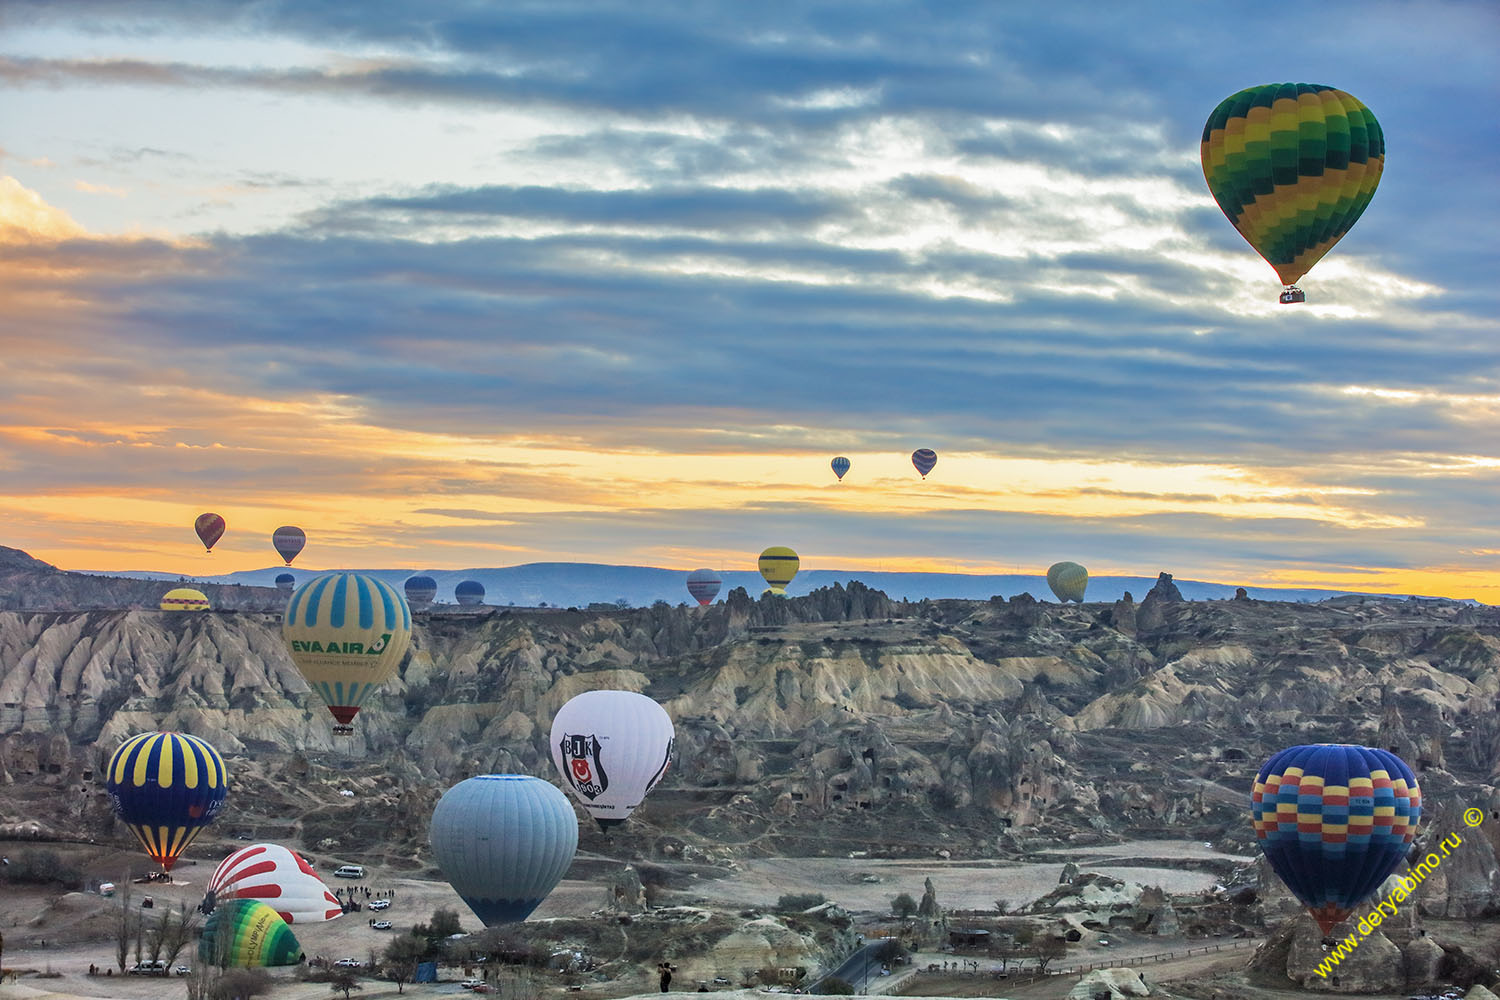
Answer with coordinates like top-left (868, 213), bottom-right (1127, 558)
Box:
top-left (161, 902), bottom-right (201, 969)
top-left (114, 872), bottom-right (135, 972)
top-left (1033, 937), bottom-right (1066, 974)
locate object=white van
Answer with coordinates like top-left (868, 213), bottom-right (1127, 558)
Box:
top-left (333, 864), bottom-right (365, 879)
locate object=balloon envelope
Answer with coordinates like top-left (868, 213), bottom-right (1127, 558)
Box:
top-left (105, 732), bottom-right (228, 871)
top-left (1251, 744), bottom-right (1420, 934)
top-left (161, 588), bottom-right (210, 612)
top-left (204, 844), bottom-right (342, 924)
top-left (1202, 83), bottom-right (1383, 293)
top-left (282, 573), bottom-right (412, 732)
top-left (199, 899), bottom-right (302, 968)
top-left (195, 513), bottom-right (225, 552)
top-left (429, 775), bottom-right (578, 926)
top-left (455, 580), bottom-right (486, 606)
top-left (686, 569), bottom-right (721, 606)
top-left (911, 449), bottom-right (937, 478)
top-left (272, 526), bottom-right (306, 565)
top-left (1046, 562), bottom-right (1089, 603)
top-left (404, 575), bottom-right (438, 605)
top-left (758, 547), bottom-right (799, 594)
top-left (274, 573), bottom-right (295, 594)
top-left (551, 690), bottom-right (674, 829)
top-left (831, 456), bottom-right (850, 481)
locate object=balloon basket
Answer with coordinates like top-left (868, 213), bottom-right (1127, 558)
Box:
top-left (332, 724), bottom-right (354, 736)
top-left (1279, 285), bottom-right (1305, 304)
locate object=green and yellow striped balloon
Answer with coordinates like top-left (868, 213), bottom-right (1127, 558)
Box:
top-left (1201, 83), bottom-right (1383, 295)
top-left (199, 899), bottom-right (302, 967)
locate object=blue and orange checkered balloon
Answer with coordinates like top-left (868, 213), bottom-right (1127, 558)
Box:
top-left (1251, 743), bottom-right (1420, 934)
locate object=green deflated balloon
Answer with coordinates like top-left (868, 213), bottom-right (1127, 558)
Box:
top-left (199, 899), bottom-right (302, 967)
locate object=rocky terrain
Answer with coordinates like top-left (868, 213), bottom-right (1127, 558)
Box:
top-left (1, 544), bottom-right (1498, 997)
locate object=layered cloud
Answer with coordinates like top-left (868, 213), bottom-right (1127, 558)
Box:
top-left (0, 2), bottom-right (1496, 600)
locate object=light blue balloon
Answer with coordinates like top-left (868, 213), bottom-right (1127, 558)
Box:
top-left (429, 775), bottom-right (578, 925)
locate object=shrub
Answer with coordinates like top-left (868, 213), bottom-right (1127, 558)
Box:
top-left (776, 893), bottom-right (827, 912)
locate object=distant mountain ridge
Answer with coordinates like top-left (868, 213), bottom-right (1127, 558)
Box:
top-left (65, 556), bottom-right (1450, 608)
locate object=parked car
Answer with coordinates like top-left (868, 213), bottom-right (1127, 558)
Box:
top-left (128, 960), bottom-right (168, 975)
top-left (372, 919), bottom-right (393, 930)
top-left (461, 979), bottom-right (487, 990)
top-left (332, 864), bottom-right (365, 879)
top-left (334, 958), bottom-right (362, 969)
top-left (175, 966), bottom-right (191, 976)
top-left (368, 899), bottom-right (390, 910)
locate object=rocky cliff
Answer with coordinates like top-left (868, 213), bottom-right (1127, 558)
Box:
top-left (1, 558), bottom-right (1498, 919)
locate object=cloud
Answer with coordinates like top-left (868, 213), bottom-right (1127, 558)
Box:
top-left (0, 3), bottom-right (1495, 599)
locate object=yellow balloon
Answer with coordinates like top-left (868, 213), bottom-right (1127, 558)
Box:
top-left (161, 588), bottom-right (210, 611)
top-left (758, 546), bottom-right (799, 594)
top-left (282, 573), bottom-right (411, 734)
top-left (1045, 562), bottom-right (1089, 603)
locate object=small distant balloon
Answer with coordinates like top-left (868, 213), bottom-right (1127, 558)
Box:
top-left (404, 576), bottom-right (438, 606)
top-left (686, 569), bottom-right (721, 606)
top-left (1046, 562), bottom-right (1089, 603)
top-left (758, 546), bottom-right (799, 595)
top-left (831, 456), bottom-right (850, 481)
top-left (455, 580), bottom-right (486, 606)
top-left (271, 526), bottom-right (306, 565)
top-left (274, 573), bottom-right (295, 594)
top-left (195, 513), bottom-right (226, 552)
top-left (161, 588), bottom-right (210, 612)
top-left (429, 775), bottom-right (578, 926)
top-left (911, 449), bottom-right (937, 478)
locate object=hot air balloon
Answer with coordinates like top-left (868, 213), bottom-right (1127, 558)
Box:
top-left (429, 775), bottom-right (578, 926)
top-left (203, 844), bottom-right (342, 924)
top-left (1045, 562), bottom-right (1089, 603)
top-left (199, 900), bottom-right (302, 968)
top-left (911, 449), bottom-right (937, 478)
top-left (274, 573), bottom-right (295, 594)
top-left (685, 569), bottom-right (721, 606)
top-left (758, 546), bottom-right (799, 595)
top-left (1202, 83), bottom-right (1384, 303)
top-left (195, 513), bottom-right (225, 552)
top-left (831, 457), bottom-right (850, 481)
top-left (404, 575), bottom-right (438, 606)
top-left (271, 526), bottom-right (306, 565)
top-left (282, 573), bottom-right (412, 735)
top-left (455, 580), bottom-right (486, 606)
top-left (105, 732), bottom-right (228, 871)
top-left (1251, 744), bottom-right (1421, 934)
top-left (161, 588), bottom-right (210, 611)
top-left (551, 690), bottom-right (674, 830)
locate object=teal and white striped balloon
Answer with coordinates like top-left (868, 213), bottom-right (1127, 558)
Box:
top-left (429, 775), bottom-right (578, 926)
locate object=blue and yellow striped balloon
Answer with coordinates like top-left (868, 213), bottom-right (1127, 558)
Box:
top-left (282, 573), bottom-right (411, 734)
top-left (105, 732), bottom-right (228, 870)
top-left (1251, 744), bottom-right (1420, 934)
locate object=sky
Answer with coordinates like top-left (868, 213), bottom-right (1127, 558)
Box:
top-left (1, 1), bottom-right (1497, 601)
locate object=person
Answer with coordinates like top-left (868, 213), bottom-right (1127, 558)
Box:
top-left (659, 962), bottom-right (674, 992)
